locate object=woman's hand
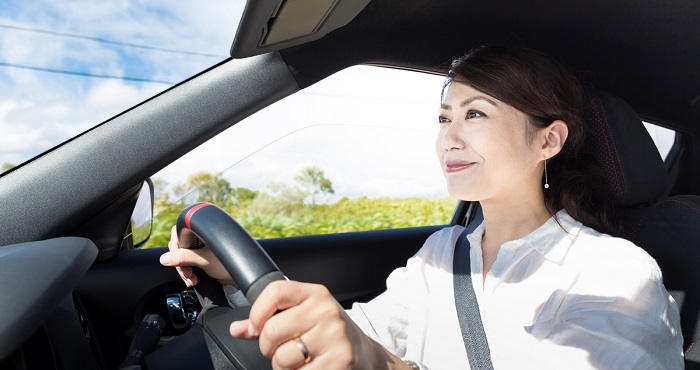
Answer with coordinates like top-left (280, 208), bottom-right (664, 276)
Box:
top-left (230, 280), bottom-right (411, 370)
top-left (159, 225), bottom-right (235, 287)
top-left (160, 225), bottom-right (411, 369)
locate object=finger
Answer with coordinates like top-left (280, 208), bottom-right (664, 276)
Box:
top-left (248, 281), bottom-right (315, 336)
top-left (160, 248), bottom-right (215, 287)
top-left (168, 225), bottom-right (180, 252)
top-left (160, 253), bottom-right (196, 286)
top-left (270, 333), bottom-right (315, 370)
top-left (230, 319), bottom-right (257, 340)
top-left (180, 267), bottom-right (197, 287)
top-left (176, 265), bottom-right (196, 287)
top-left (255, 286), bottom-right (340, 357)
top-left (262, 303), bottom-right (348, 359)
top-left (160, 248), bottom-right (213, 268)
top-left (166, 226), bottom-right (197, 286)
top-left (286, 331), bottom-right (355, 370)
top-left (295, 351), bottom-right (352, 370)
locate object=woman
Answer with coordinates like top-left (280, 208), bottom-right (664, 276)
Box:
top-left (160, 44), bottom-right (683, 369)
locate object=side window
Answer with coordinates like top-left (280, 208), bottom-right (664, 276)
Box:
top-left (642, 122), bottom-right (676, 161)
top-left (139, 66), bottom-right (454, 248)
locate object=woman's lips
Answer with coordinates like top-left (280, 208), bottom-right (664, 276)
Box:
top-left (444, 160), bottom-right (476, 173)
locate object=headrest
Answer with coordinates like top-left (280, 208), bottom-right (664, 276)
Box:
top-left (581, 88), bottom-right (668, 206)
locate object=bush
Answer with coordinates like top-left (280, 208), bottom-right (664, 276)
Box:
top-left (140, 196), bottom-right (455, 249)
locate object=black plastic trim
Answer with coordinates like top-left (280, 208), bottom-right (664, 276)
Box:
top-left (0, 237), bottom-right (97, 360)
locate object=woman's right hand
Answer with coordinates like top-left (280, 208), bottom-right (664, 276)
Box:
top-left (159, 225), bottom-right (236, 287)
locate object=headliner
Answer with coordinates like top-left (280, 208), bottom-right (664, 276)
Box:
top-left (277, 0), bottom-right (699, 133)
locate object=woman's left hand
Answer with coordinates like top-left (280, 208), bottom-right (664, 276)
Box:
top-left (229, 280), bottom-right (409, 370)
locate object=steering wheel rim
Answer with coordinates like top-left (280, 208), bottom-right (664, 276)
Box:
top-left (175, 202), bottom-right (286, 370)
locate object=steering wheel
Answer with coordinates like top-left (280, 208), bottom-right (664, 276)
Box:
top-left (149, 202), bottom-right (285, 370)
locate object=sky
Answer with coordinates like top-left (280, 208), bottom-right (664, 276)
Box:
top-left (0, 0), bottom-right (242, 166)
top-left (157, 66), bottom-right (449, 201)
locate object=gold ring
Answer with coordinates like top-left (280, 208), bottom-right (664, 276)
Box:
top-left (295, 336), bottom-right (312, 364)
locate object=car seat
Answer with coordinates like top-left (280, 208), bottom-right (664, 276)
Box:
top-left (580, 88), bottom-right (700, 367)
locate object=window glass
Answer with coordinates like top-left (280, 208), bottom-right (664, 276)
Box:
top-left (139, 66), bottom-right (455, 248)
top-left (0, 1), bottom-right (242, 174)
top-left (642, 122), bottom-right (676, 161)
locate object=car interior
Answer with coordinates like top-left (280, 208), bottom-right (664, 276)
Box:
top-left (0, 0), bottom-right (698, 369)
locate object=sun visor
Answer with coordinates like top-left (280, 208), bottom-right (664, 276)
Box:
top-left (231, 0), bottom-right (371, 58)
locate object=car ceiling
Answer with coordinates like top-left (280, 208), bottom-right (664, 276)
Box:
top-left (271, 0), bottom-right (699, 133)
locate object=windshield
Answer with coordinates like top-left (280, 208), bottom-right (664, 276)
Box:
top-left (0, 0), bottom-right (244, 173)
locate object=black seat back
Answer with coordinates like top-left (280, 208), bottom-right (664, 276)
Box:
top-left (581, 88), bottom-right (700, 367)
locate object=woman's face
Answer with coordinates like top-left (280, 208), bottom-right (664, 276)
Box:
top-left (436, 82), bottom-right (544, 204)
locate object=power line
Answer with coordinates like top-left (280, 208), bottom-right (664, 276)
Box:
top-left (0, 23), bottom-right (229, 59)
top-left (0, 61), bottom-right (176, 85)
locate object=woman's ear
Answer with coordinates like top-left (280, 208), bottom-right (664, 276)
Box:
top-left (541, 120), bottom-right (569, 158)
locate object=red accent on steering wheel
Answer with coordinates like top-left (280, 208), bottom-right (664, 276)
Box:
top-left (185, 202), bottom-right (213, 229)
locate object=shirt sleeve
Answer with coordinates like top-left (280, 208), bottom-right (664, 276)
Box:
top-left (223, 284), bottom-right (250, 308)
top-left (345, 264), bottom-right (417, 358)
top-left (538, 251), bottom-right (684, 369)
top-left (345, 229), bottom-right (448, 359)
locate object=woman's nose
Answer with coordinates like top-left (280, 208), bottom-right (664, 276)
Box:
top-left (441, 123), bottom-right (464, 151)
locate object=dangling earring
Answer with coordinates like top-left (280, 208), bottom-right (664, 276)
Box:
top-left (543, 156), bottom-right (549, 189)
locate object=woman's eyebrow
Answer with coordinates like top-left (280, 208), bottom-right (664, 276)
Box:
top-left (459, 96), bottom-right (498, 107)
top-left (440, 95), bottom-right (498, 110)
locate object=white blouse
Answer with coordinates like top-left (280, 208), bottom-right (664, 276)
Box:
top-left (346, 210), bottom-right (684, 369)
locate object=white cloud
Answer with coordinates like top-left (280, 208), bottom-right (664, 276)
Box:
top-left (0, 78), bottom-right (163, 164)
top-left (0, 99), bottom-right (19, 119)
top-left (85, 79), bottom-right (157, 109)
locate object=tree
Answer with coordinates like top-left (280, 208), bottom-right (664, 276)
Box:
top-left (152, 178), bottom-right (170, 202)
top-left (294, 166), bottom-right (335, 205)
top-left (265, 181), bottom-right (306, 211)
top-left (1, 163), bottom-right (15, 173)
top-left (231, 187), bottom-right (259, 207)
top-left (173, 171), bottom-right (233, 206)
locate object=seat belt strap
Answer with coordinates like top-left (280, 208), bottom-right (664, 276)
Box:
top-left (453, 221), bottom-right (494, 369)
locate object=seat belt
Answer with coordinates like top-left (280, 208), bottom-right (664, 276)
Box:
top-left (453, 212), bottom-right (494, 369)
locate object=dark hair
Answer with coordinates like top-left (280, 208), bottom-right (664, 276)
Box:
top-left (445, 43), bottom-right (618, 233)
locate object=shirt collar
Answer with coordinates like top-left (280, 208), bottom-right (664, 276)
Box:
top-left (522, 210), bottom-right (581, 263)
top-left (466, 209), bottom-right (582, 263)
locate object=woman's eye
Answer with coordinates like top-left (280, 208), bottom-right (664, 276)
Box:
top-left (438, 115), bottom-right (450, 124)
top-left (466, 109), bottom-right (485, 119)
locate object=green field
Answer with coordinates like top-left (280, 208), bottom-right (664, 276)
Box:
top-left (136, 168), bottom-right (454, 248)
top-left (141, 196), bottom-right (455, 249)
